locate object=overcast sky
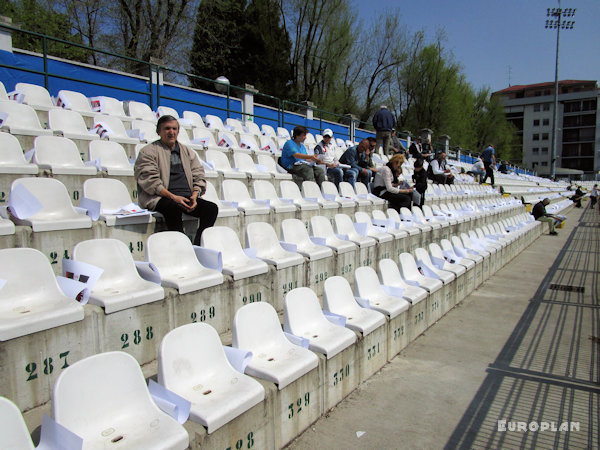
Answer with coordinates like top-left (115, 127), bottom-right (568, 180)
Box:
top-left (353, 0), bottom-right (600, 93)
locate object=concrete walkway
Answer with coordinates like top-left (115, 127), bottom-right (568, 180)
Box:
top-left (288, 206), bottom-right (599, 449)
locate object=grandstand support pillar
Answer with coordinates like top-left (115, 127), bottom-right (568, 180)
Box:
top-left (239, 83), bottom-right (258, 122)
top-left (301, 101), bottom-right (316, 121)
top-left (401, 130), bottom-right (412, 149)
top-left (345, 114), bottom-right (358, 142)
top-left (439, 134), bottom-right (450, 153)
top-left (149, 57), bottom-right (164, 111)
top-left (0, 16), bottom-right (14, 53)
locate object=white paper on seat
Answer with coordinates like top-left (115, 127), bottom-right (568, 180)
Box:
top-left (218, 134), bottom-right (235, 148)
top-left (0, 278), bottom-right (6, 290)
top-left (193, 137), bottom-right (211, 147)
top-left (324, 311), bottom-right (346, 327)
top-left (63, 258), bottom-right (104, 289)
top-left (252, 199), bottom-right (269, 206)
top-left (23, 148), bottom-right (35, 162)
top-left (103, 202), bottom-right (149, 218)
top-left (279, 241), bottom-right (297, 253)
top-left (442, 250), bottom-right (457, 263)
top-left (92, 121), bottom-right (114, 138)
top-left (354, 296), bottom-right (371, 309)
top-left (430, 255), bottom-right (446, 270)
top-left (7, 90), bottom-right (24, 103)
top-left (283, 331), bottom-right (310, 348)
top-left (310, 236), bottom-right (327, 246)
top-left (243, 247), bottom-right (258, 259)
top-left (336, 233), bottom-right (349, 241)
top-left (134, 261), bottom-right (162, 284)
top-left (37, 413), bottom-right (83, 450)
top-left (127, 128), bottom-right (143, 140)
top-left (56, 92), bottom-right (72, 109)
top-left (255, 164), bottom-right (268, 173)
top-left (193, 246), bottom-right (223, 272)
top-left (8, 183), bottom-right (43, 219)
top-left (338, 163), bottom-right (351, 169)
top-left (79, 197), bottom-right (101, 221)
top-left (404, 279), bottom-right (421, 287)
top-left (322, 193), bottom-right (337, 202)
top-left (353, 222), bottom-right (368, 236)
top-left (84, 158), bottom-right (102, 172)
top-left (221, 200), bottom-right (239, 209)
top-left (416, 263), bottom-right (440, 280)
top-left (382, 285), bottom-right (405, 298)
top-left (148, 380), bottom-right (191, 424)
top-left (56, 276), bottom-right (90, 305)
top-left (223, 346), bottom-right (253, 373)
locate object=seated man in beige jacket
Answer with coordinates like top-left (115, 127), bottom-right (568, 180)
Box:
top-left (134, 115), bottom-right (218, 245)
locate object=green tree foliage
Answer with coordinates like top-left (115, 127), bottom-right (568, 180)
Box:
top-left (283, 0), bottom-right (355, 108)
top-left (189, 0), bottom-right (291, 97)
top-left (2, 0), bottom-right (89, 62)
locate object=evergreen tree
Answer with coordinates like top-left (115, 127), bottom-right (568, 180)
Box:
top-left (2, 0), bottom-right (89, 62)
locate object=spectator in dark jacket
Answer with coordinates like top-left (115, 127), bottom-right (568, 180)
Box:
top-left (532, 198), bottom-right (558, 235)
top-left (412, 159), bottom-right (428, 206)
top-left (340, 139), bottom-right (372, 186)
top-left (372, 105), bottom-right (395, 155)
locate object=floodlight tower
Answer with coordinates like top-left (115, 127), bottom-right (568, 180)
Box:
top-left (545, 1), bottom-right (576, 178)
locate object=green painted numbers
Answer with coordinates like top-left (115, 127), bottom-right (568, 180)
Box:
top-left (49, 249), bottom-right (70, 265)
top-left (0, 191), bottom-right (5, 203)
top-left (340, 263), bottom-right (353, 275)
top-left (288, 392), bottom-right (310, 419)
top-left (242, 291), bottom-right (262, 305)
top-left (432, 299), bottom-right (440, 312)
top-left (225, 432), bottom-right (254, 450)
top-left (190, 306), bottom-right (216, 323)
top-left (25, 351), bottom-right (70, 382)
top-left (314, 271), bottom-right (328, 284)
top-left (128, 241), bottom-right (144, 253)
top-left (367, 342), bottom-right (380, 360)
top-left (392, 325), bottom-right (405, 340)
top-left (361, 258), bottom-right (373, 267)
top-left (282, 280), bottom-right (298, 295)
top-left (414, 310), bottom-right (424, 324)
top-left (332, 364), bottom-right (350, 386)
top-left (120, 326), bottom-right (154, 349)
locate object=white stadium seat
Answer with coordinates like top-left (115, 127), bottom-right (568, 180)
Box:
top-left (158, 323), bottom-right (264, 433)
top-left (34, 135), bottom-right (98, 175)
top-left (146, 231), bottom-right (224, 294)
top-left (73, 239), bottom-right (165, 313)
top-left (52, 351), bottom-right (189, 449)
top-left (233, 302), bottom-right (319, 389)
top-left (284, 287), bottom-right (356, 359)
top-left (0, 247), bottom-right (84, 341)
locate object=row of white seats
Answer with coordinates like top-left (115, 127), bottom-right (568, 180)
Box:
top-left (0, 206), bottom-right (552, 448)
top-left (1, 81), bottom-right (357, 153)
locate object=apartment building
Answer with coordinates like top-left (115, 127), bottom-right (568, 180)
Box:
top-left (493, 80), bottom-right (599, 176)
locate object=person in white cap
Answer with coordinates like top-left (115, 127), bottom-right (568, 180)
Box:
top-left (314, 128), bottom-right (357, 187)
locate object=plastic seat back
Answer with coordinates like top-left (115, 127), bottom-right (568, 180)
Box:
top-left (0, 101), bottom-right (46, 131)
top-left (15, 82), bottom-right (54, 109)
top-left (147, 231), bottom-right (223, 293)
top-left (0, 397), bottom-right (35, 449)
top-left (225, 118), bottom-right (244, 133)
top-left (205, 114), bottom-right (225, 131)
top-left (276, 127), bottom-right (291, 139)
top-left (156, 105), bottom-right (180, 119)
top-left (48, 108), bottom-right (94, 136)
top-left (93, 115), bottom-right (131, 139)
top-left (94, 96), bottom-right (127, 117)
top-left (131, 119), bottom-right (160, 142)
top-left (183, 111), bottom-right (207, 128)
top-left (302, 180), bottom-right (326, 200)
top-left (0, 133), bottom-right (37, 172)
top-left (83, 178), bottom-right (133, 211)
top-left (0, 247), bottom-right (84, 340)
top-left (34, 135), bottom-right (93, 173)
top-left (192, 128), bottom-right (218, 147)
top-left (338, 182), bottom-right (357, 198)
top-left (88, 140), bottom-right (132, 174)
top-left (253, 179), bottom-right (278, 200)
top-left (57, 90), bottom-right (93, 114)
top-left (0, 81), bottom-right (8, 101)
top-left (261, 124), bottom-right (276, 137)
top-left (11, 177), bottom-right (86, 224)
top-left (53, 351), bottom-right (189, 448)
top-left (206, 149), bottom-right (234, 170)
top-left (280, 180), bottom-right (303, 200)
top-left (234, 152), bottom-right (259, 172)
top-left (284, 287), bottom-right (356, 358)
top-left (127, 100), bottom-right (156, 122)
top-left (321, 181), bottom-right (340, 198)
top-left (244, 121), bottom-right (262, 136)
